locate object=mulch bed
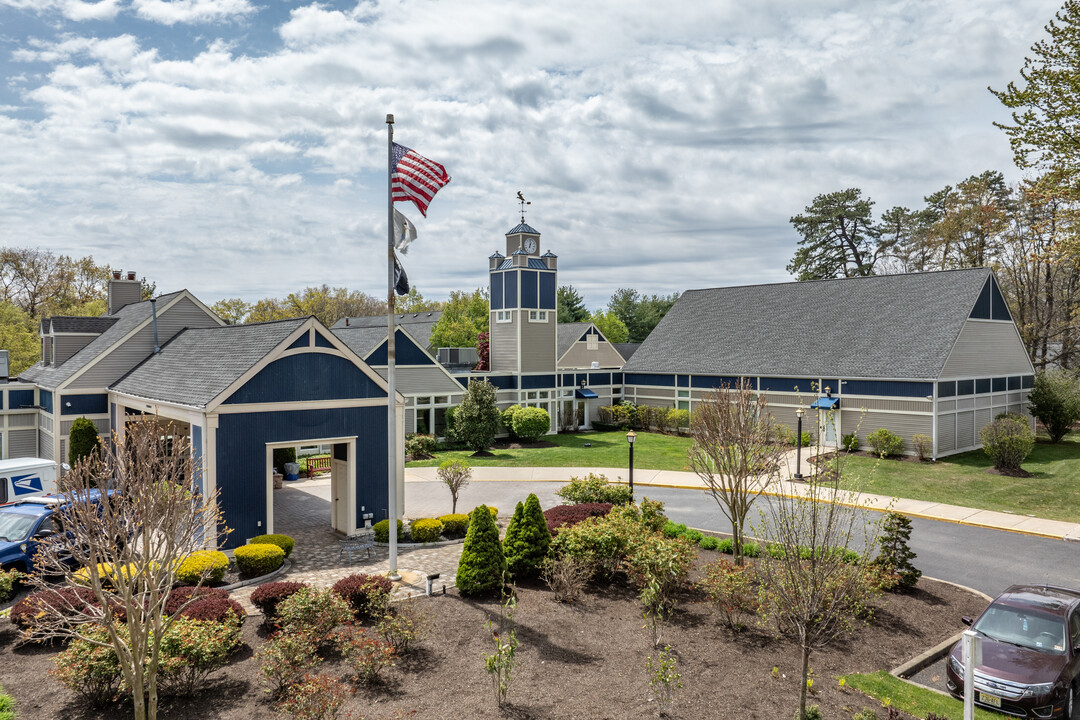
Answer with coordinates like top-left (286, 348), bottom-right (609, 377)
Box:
top-left (0, 553), bottom-right (987, 720)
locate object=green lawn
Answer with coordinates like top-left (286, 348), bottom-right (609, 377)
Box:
top-left (842, 671), bottom-right (999, 720)
top-left (839, 433), bottom-right (1080, 523)
top-left (406, 430), bottom-right (695, 471)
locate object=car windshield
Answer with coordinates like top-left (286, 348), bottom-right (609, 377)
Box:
top-left (0, 511), bottom-right (39, 543)
top-left (974, 603), bottom-right (1068, 655)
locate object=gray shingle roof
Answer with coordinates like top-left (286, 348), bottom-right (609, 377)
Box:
top-left (506, 223), bottom-right (539, 235)
top-left (622, 269), bottom-right (993, 380)
top-left (557, 323), bottom-right (591, 357)
top-left (613, 343), bottom-right (640, 361)
top-left (331, 326), bottom-right (392, 360)
top-left (48, 317), bottom-right (119, 334)
top-left (110, 318), bottom-right (308, 407)
top-left (20, 291), bottom-right (185, 389)
top-left (331, 312), bottom-right (440, 349)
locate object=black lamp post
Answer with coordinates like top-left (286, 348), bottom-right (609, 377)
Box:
top-left (794, 408), bottom-right (805, 480)
top-left (626, 430), bottom-right (636, 500)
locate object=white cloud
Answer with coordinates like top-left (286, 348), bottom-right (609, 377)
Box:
top-left (0, 0), bottom-right (123, 21)
top-left (130, 0), bottom-right (255, 25)
top-left (0, 0), bottom-right (1066, 308)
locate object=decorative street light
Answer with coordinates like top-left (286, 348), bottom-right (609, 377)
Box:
top-left (794, 408), bottom-right (805, 480)
top-left (626, 430), bottom-right (636, 500)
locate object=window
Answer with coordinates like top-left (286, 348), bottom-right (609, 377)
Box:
top-left (528, 310), bottom-right (548, 322)
top-left (496, 310), bottom-right (512, 323)
top-left (587, 334), bottom-right (598, 351)
top-left (677, 390), bottom-right (690, 398)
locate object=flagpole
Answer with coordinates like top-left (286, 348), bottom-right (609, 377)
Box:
top-left (385, 113), bottom-right (400, 581)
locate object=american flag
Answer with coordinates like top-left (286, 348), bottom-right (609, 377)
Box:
top-left (391, 143), bottom-right (450, 217)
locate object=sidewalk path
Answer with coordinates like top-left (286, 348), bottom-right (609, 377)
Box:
top-left (405, 449), bottom-right (1080, 542)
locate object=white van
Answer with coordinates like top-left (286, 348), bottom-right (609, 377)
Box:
top-left (0, 458), bottom-right (62, 504)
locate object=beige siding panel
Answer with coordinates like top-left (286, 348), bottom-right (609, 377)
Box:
top-left (638, 388), bottom-right (677, 399)
top-left (937, 415), bottom-right (956, 453)
top-left (850, 398), bottom-right (932, 413)
top-left (763, 392), bottom-right (801, 405)
top-left (490, 320), bottom-right (517, 372)
top-left (559, 342), bottom-right (625, 370)
top-left (59, 439), bottom-right (66, 466)
top-left (71, 297), bottom-right (221, 389)
top-left (8, 429), bottom-right (36, 457)
top-left (639, 398), bottom-right (673, 409)
top-left (369, 367), bottom-right (464, 396)
top-left (404, 409), bottom-right (415, 432)
top-left (59, 418), bottom-right (111, 436)
top-left (520, 320), bottom-right (556, 373)
top-left (975, 408), bottom-right (992, 438)
top-left (956, 398), bottom-right (974, 410)
top-left (937, 400), bottom-right (955, 412)
top-left (976, 396), bottom-right (992, 409)
top-left (857, 411), bottom-right (933, 453)
top-left (7, 414), bottom-right (36, 428)
top-left (940, 320), bottom-right (1033, 379)
top-left (956, 411), bottom-right (975, 449)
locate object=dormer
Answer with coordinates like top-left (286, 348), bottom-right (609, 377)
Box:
top-left (489, 250), bottom-right (504, 271)
top-left (47, 316), bottom-right (119, 366)
top-left (542, 250), bottom-right (558, 270)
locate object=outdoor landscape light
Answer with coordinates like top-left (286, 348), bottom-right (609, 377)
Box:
top-left (794, 408), bottom-right (805, 480)
top-left (626, 430), bottom-right (636, 500)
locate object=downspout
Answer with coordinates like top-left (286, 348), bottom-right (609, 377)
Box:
top-left (150, 298), bottom-right (160, 354)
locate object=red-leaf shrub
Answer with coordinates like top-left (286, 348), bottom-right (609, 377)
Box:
top-left (165, 586), bottom-right (230, 616)
top-left (11, 587), bottom-right (97, 630)
top-left (250, 581), bottom-right (307, 622)
top-left (176, 596), bottom-right (245, 624)
top-left (543, 503), bottom-right (613, 535)
top-left (332, 573), bottom-right (393, 621)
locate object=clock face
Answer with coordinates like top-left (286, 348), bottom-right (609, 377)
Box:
top-left (524, 238), bottom-right (537, 254)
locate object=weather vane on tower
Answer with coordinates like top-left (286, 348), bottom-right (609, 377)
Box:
top-left (516, 190), bottom-right (530, 224)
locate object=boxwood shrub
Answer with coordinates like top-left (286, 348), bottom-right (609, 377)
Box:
top-left (332, 573), bottom-right (394, 621)
top-left (175, 550), bottom-right (230, 585)
top-left (438, 513), bottom-right (469, 537)
top-left (543, 503), bottom-right (613, 535)
top-left (233, 543), bottom-right (285, 577)
top-left (555, 473), bottom-right (632, 506)
top-left (250, 581), bottom-right (307, 621)
top-left (410, 518), bottom-right (444, 544)
top-left (249, 533), bottom-right (295, 558)
top-left (373, 519), bottom-right (405, 543)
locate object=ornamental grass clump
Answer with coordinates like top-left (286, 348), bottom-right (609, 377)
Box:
top-left (233, 543), bottom-right (285, 576)
top-left (456, 504), bottom-right (506, 597)
top-left (503, 494), bottom-right (551, 579)
top-left (174, 550), bottom-right (230, 585)
top-left (249, 533), bottom-right (295, 558)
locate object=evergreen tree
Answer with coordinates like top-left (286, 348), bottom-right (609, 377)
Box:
top-left (456, 504), bottom-right (506, 596)
top-left (873, 512), bottom-right (921, 590)
top-left (68, 417), bottom-right (100, 466)
top-left (557, 285), bottom-right (589, 323)
top-left (787, 188), bottom-right (885, 280)
top-left (503, 494), bottom-right (551, 578)
top-left (454, 378), bottom-right (500, 452)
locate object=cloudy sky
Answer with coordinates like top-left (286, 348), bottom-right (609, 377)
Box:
top-left (0, 0), bottom-right (1062, 310)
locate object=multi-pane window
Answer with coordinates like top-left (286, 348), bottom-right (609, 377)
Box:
top-left (528, 310), bottom-right (548, 322)
top-left (496, 310), bottom-right (512, 323)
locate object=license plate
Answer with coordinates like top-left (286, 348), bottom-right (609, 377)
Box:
top-left (978, 692), bottom-right (1002, 708)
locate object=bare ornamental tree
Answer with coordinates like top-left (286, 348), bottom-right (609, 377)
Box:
top-left (437, 458), bottom-right (472, 514)
top-left (752, 427), bottom-right (883, 720)
top-left (687, 383), bottom-right (787, 565)
top-left (25, 422), bottom-right (227, 720)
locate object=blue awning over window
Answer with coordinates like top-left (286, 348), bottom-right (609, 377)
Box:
top-left (575, 388), bottom-right (599, 399)
top-left (809, 397), bottom-right (839, 409)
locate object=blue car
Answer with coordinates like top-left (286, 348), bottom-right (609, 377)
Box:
top-left (0, 492), bottom-right (109, 574)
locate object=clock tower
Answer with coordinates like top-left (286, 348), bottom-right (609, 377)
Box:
top-left (489, 221), bottom-right (557, 373)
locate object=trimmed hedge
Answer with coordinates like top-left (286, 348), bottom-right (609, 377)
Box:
top-left (177, 596), bottom-right (246, 624)
top-left (373, 519), bottom-right (405, 543)
top-left (233, 543), bottom-right (285, 577)
top-left (410, 518), bottom-right (444, 544)
top-left (543, 503), bottom-right (613, 535)
top-left (165, 586), bottom-right (230, 616)
top-left (249, 534), bottom-right (295, 558)
top-left (332, 573), bottom-right (394, 621)
top-left (438, 513), bottom-right (469, 537)
top-left (555, 473), bottom-right (632, 506)
top-left (175, 550), bottom-right (230, 585)
top-left (11, 587), bottom-right (97, 631)
top-left (250, 581), bottom-right (307, 621)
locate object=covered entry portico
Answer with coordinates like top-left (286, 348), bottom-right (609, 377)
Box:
top-left (266, 436), bottom-right (356, 536)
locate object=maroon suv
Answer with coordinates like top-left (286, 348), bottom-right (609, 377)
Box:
top-left (946, 585), bottom-right (1080, 719)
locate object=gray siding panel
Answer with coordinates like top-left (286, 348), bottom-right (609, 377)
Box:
top-left (938, 415), bottom-right (956, 453)
top-left (956, 411), bottom-right (975, 449)
top-left (59, 418), bottom-right (111, 436)
top-left (975, 408), bottom-right (992, 439)
top-left (369, 367), bottom-right (464, 396)
top-left (856, 411), bottom-right (933, 453)
top-left (38, 430), bottom-right (53, 461)
top-left (558, 342), bottom-right (625, 370)
top-left (520, 319), bottom-right (555, 373)
top-left (8, 429), bottom-right (36, 457)
top-left (490, 319), bottom-right (518, 372)
top-left (53, 335), bottom-right (95, 366)
top-left (71, 297), bottom-right (220, 389)
top-left (940, 320), bottom-right (1033, 379)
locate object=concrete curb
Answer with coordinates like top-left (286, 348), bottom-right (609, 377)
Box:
top-left (219, 557), bottom-right (293, 592)
top-left (889, 576), bottom-right (991, 680)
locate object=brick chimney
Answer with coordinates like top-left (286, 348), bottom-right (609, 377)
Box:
top-left (108, 269), bottom-right (143, 315)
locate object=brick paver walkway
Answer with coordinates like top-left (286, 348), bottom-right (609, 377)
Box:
top-left (229, 482), bottom-right (463, 614)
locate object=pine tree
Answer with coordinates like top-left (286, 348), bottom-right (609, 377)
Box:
top-left (874, 512), bottom-right (921, 590)
top-left (68, 417), bottom-right (100, 466)
top-left (503, 494), bottom-right (552, 578)
top-left (456, 504), bottom-right (506, 596)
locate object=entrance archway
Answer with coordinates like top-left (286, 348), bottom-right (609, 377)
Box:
top-left (265, 436), bottom-right (356, 537)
